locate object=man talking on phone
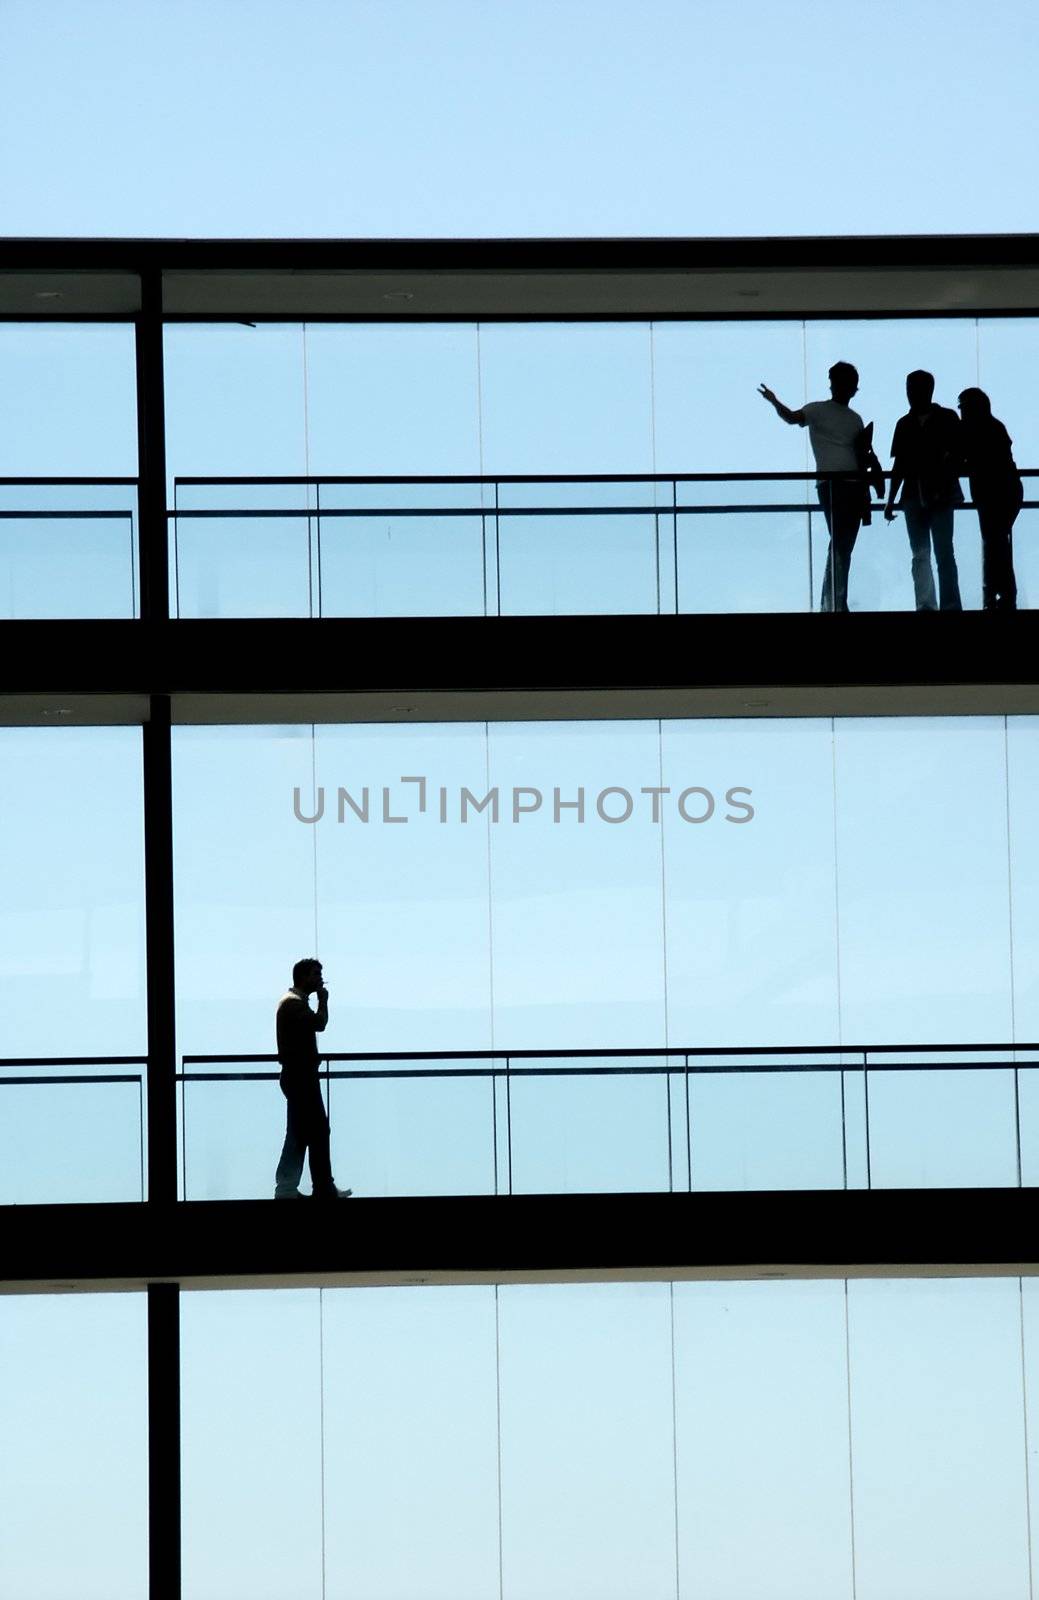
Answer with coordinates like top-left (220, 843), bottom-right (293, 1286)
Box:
top-left (274, 957), bottom-right (352, 1199)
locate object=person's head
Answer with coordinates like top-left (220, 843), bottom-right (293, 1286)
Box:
top-left (292, 956), bottom-right (323, 993)
top-left (958, 386), bottom-right (992, 425)
top-left (828, 361), bottom-right (859, 404)
top-left (906, 369), bottom-right (935, 410)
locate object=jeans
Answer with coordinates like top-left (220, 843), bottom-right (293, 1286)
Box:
top-left (976, 490), bottom-right (1021, 609)
top-left (902, 502), bottom-right (961, 611)
top-left (274, 1068), bottom-right (335, 1194)
top-left (816, 480), bottom-right (862, 612)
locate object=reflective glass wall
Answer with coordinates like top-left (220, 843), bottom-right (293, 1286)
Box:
top-left (0, 728), bottom-right (147, 1203)
top-left (182, 1276), bottom-right (1039, 1600)
top-left (0, 1291), bottom-right (148, 1600)
top-left (165, 316), bottom-right (1038, 617)
top-left (174, 713), bottom-right (1039, 1199)
top-left (0, 323), bottom-right (139, 617)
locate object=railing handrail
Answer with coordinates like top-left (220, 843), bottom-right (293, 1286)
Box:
top-left (0, 476), bottom-right (139, 486)
top-left (174, 1039), bottom-right (1039, 1083)
top-left (0, 1055), bottom-right (147, 1067)
top-left (172, 468), bottom-right (1039, 487)
top-left (179, 1041), bottom-right (1039, 1063)
top-left (0, 1054), bottom-right (145, 1088)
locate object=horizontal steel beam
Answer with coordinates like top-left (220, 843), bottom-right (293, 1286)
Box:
top-left (1, 235), bottom-right (1039, 319)
top-left (3, 1190), bottom-right (1039, 1294)
top-left (2, 615), bottom-right (1039, 725)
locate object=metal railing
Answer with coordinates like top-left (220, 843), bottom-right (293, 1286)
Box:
top-left (2, 471), bottom-right (1035, 620)
top-left (0, 1055), bottom-right (146, 1201)
top-left (6, 1041), bottom-right (1038, 1203)
top-left (179, 1041), bottom-right (1039, 1198)
top-left (0, 477), bottom-right (139, 619)
top-left (170, 469), bottom-right (1039, 618)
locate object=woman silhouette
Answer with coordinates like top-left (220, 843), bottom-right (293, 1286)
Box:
top-left (958, 387), bottom-right (1024, 610)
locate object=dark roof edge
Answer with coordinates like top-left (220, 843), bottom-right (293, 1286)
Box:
top-left (1, 233), bottom-right (1039, 272)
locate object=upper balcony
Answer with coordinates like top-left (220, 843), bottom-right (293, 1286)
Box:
top-left (3, 233), bottom-right (1039, 636)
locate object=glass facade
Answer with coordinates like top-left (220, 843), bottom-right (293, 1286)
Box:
top-left (177, 1277), bottom-right (1039, 1600)
top-left (3, 276), bottom-right (1036, 1600)
top-left (167, 713), bottom-right (1039, 1201)
top-left (0, 728), bottom-right (147, 1204)
top-left (162, 315), bottom-right (1037, 619)
top-left (0, 1292), bottom-right (148, 1600)
top-left (3, 311), bottom-right (1036, 620)
top-left (0, 323), bottom-right (139, 618)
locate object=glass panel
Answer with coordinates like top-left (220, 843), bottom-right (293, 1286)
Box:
top-left (865, 1065), bottom-right (1018, 1187)
top-left (329, 1069), bottom-right (496, 1196)
top-left (978, 319), bottom-right (1039, 474)
top-left (173, 480), bottom-right (315, 618)
top-left (498, 1282), bottom-right (676, 1599)
top-left (322, 1286), bottom-right (499, 1600)
top-left (834, 717), bottom-right (1013, 1043)
top-left (507, 1064), bottom-right (671, 1193)
top-left (303, 322), bottom-right (482, 475)
top-left (1018, 1068), bottom-right (1039, 1186)
top-left (661, 717), bottom-right (840, 1048)
top-left (0, 1293), bottom-right (147, 1600)
top-left (676, 503), bottom-right (811, 614)
top-left (313, 723), bottom-right (494, 1053)
top-left (478, 323), bottom-right (653, 475)
top-left (1007, 503), bottom-right (1038, 615)
top-left (0, 727), bottom-right (146, 1200)
top-left (674, 1280), bottom-right (852, 1599)
top-left (487, 720), bottom-right (667, 1048)
top-left (0, 483), bottom-right (137, 619)
top-left (689, 1067), bottom-right (845, 1191)
top-left (0, 1077), bottom-right (142, 1204)
top-left (316, 509), bottom-right (486, 616)
top-left (182, 1072), bottom-right (280, 1200)
top-left (1009, 717), bottom-right (1039, 1042)
top-left (651, 320), bottom-right (808, 474)
top-left (0, 323), bottom-right (137, 476)
top-left (849, 1277), bottom-right (1030, 1599)
top-left (497, 484), bottom-right (660, 613)
top-left (316, 480), bottom-right (488, 615)
top-left (173, 724), bottom-right (321, 1057)
top-left (164, 324), bottom-right (306, 489)
top-left (1022, 1277), bottom-right (1039, 1582)
top-left (182, 1289), bottom-right (323, 1600)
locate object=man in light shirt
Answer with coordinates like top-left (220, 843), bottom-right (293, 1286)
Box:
top-left (759, 361), bottom-right (867, 612)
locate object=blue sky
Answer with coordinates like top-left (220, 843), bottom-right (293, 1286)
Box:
top-left (1, 0), bottom-right (1038, 238)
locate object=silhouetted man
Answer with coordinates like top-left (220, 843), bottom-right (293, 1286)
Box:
top-left (759, 361), bottom-right (867, 611)
top-left (885, 370), bottom-right (964, 610)
top-left (274, 957), bottom-right (351, 1199)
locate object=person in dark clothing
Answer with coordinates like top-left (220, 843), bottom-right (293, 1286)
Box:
top-left (958, 387), bottom-right (1023, 611)
top-left (274, 957), bottom-right (351, 1199)
top-left (885, 370), bottom-right (965, 611)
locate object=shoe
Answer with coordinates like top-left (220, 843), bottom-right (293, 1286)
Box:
top-left (274, 1187), bottom-right (305, 1199)
top-left (312, 1185), bottom-right (353, 1199)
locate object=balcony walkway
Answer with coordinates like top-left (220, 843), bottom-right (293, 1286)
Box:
top-left (4, 1187), bottom-right (1039, 1295)
top-left (7, 610), bottom-right (1039, 725)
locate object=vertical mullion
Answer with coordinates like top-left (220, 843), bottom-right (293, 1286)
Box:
top-left (144, 692), bottom-right (177, 1204)
top-left (135, 267), bottom-right (169, 622)
top-left (148, 1282), bottom-right (181, 1600)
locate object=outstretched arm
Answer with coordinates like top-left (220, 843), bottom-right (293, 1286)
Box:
top-left (758, 383), bottom-right (805, 426)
